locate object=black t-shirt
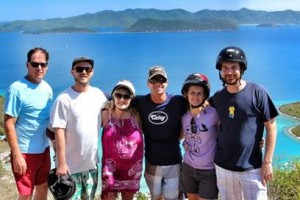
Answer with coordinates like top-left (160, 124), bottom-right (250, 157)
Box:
top-left (213, 82), bottom-right (279, 171)
top-left (133, 94), bottom-right (187, 165)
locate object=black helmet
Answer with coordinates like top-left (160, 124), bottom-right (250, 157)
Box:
top-left (48, 168), bottom-right (76, 200)
top-left (181, 73), bottom-right (210, 99)
top-left (216, 46), bottom-right (247, 71)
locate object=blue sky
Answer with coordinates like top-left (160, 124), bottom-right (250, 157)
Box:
top-left (1, 0), bottom-right (300, 21)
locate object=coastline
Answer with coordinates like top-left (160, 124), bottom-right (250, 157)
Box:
top-left (288, 127), bottom-right (300, 140)
top-left (277, 107), bottom-right (300, 141)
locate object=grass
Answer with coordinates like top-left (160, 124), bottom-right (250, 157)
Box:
top-left (0, 142), bottom-right (18, 199)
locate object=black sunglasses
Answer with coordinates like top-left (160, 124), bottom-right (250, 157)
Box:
top-left (149, 77), bottom-right (166, 84)
top-left (190, 118), bottom-right (208, 133)
top-left (114, 93), bottom-right (131, 100)
top-left (190, 118), bottom-right (197, 134)
top-left (30, 62), bottom-right (48, 68)
top-left (74, 66), bottom-right (93, 73)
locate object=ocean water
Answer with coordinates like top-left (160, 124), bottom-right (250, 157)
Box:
top-left (1, 25), bottom-right (300, 192)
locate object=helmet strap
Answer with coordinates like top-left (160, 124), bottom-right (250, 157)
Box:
top-left (190, 101), bottom-right (205, 109)
top-left (190, 104), bottom-right (202, 109)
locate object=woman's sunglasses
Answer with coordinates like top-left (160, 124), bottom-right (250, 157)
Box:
top-left (114, 93), bottom-right (131, 100)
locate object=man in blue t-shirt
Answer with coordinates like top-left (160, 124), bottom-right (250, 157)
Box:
top-left (212, 46), bottom-right (278, 200)
top-left (4, 47), bottom-right (53, 200)
top-left (133, 66), bottom-right (187, 200)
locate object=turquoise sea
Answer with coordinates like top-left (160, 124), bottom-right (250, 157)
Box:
top-left (1, 25), bottom-right (300, 192)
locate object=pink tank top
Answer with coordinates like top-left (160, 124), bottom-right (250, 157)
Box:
top-left (101, 116), bottom-right (144, 192)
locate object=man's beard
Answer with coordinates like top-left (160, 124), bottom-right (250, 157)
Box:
top-left (223, 75), bottom-right (241, 85)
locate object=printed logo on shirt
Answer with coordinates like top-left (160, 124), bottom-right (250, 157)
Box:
top-left (228, 105), bottom-right (235, 118)
top-left (148, 111), bottom-right (168, 125)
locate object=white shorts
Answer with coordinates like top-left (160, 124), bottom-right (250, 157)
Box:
top-left (215, 164), bottom-right (267, 200)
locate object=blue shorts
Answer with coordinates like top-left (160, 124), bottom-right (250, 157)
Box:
top-left (144, 161), bottom-right (180, 200)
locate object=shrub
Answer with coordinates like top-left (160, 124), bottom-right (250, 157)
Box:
top-left (268, 160), bottom-right (300, 200)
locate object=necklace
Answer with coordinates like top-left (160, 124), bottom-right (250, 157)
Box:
top-left (113, 109), bottom-right (129, 127)
top-left (190, 105), bottom-right (204, 117)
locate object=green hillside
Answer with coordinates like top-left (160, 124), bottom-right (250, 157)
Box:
top-left (126, 18), bottom-right (237, 32)
top-left (0, 8), bottom-right (300, 33)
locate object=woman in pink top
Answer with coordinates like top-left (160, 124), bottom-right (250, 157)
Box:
top-left (101, 80), bottom-right (144, 200)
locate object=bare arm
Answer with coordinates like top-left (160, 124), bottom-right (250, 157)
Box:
top-left (101, 109), bottom-right (109, 128)
top-left (4, 114), bottom-right (27, 175)
top-left (55, 127), bottom-right (69, 176)
top-left (261, 117), bottom-right (277, 186)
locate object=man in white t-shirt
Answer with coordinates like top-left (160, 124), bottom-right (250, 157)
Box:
top-left (50, 57), bottom-right (107, 199)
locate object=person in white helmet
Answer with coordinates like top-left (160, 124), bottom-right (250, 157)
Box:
top-left (101, 80), bottom-right (144, 200)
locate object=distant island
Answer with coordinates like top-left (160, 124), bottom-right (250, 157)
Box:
top-left (257, 23), bottom-right (280, 28)
top-left (0, 8), bottom-right (299, 34)
top-left (278, 102), bottom-right (300, 139)
top-left (22, 27), bottom-right (96, 34)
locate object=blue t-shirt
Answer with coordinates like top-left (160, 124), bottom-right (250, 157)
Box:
top-left (133, 94), bottom-right (187, 165)
top-left (213, 81), bottom-right (278, 171)
top-left (5, 77), bottom-right (53, 153)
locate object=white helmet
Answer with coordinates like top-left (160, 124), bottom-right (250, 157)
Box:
top-left (111, 80), bottom-right (135, 97)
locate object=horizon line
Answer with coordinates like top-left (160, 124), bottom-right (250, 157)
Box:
top-left (1, 7), bottom-right (299, 23)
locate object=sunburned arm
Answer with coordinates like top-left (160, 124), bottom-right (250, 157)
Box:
top-left (4, 114), bottom-right (27, 175)
top-left (261, 117), bottom-right (277, 186)
top-left (55, 127), bottom-right (69, 176)
top-left (101, 109), bottom-right (109, 127)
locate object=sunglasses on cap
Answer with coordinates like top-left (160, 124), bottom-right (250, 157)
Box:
top-left (73, 66), bottom-right (93, 73)
top-left (30, 62), bottom-right (48, 68)
top-left (190, 118), bottom-right (208, 134)
top-left (114, 93), bottom-right (131, 100)
top-left (149, 77), bottom-right (166, 84)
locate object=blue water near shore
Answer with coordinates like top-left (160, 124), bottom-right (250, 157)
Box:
top-left (1, 25), bottom-right (300, 192)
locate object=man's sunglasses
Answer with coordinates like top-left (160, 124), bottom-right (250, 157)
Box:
top-left (30, 62), bottom-right (48, 68)
top-left (149, 78), bottom-right (166, 84)
top-left (74, 66), bottom-right (93, 73)
top-left (114, 93), bottom-right (131, 100)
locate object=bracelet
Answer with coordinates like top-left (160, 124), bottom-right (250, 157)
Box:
top-left (263, 160), bottom-right (272, 164)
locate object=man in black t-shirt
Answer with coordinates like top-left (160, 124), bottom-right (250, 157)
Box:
top-left (213, 46), bottom-right (278, 200)
top-left (133, 66), bottom-right (187, 200)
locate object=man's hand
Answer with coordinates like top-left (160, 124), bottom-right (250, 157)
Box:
top-left (260, 161), bottom-right (273, 186)
top-left (12, 152), bottom-right (27, 175)
top-left (56, 163), bottom-right (70, 177)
